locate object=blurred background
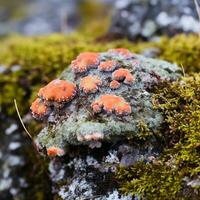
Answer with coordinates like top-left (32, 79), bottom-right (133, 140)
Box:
top-left (0, 0), bottom-right (114, 36)
top-left (0, 0), bottom-right (199, 38)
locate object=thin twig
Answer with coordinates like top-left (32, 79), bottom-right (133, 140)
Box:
top-left (194, 0), bottom-right (200, 37)
top-left (14, 99), bottom-right (32, 140)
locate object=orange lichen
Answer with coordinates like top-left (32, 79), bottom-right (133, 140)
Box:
top-left (98, 60), bottom-right (118, 72)
top-left (112, 68), bottom-right (134, 85)
top-left (80, 75), bottom-right (102, 94)
top-left (77, 132), bottom-right (104, 142)
top-left (71, 52), bottom-right (100, 73)
top-left (47, 146), bottom-right (65, 157)
top-left (110, 80), bottom-right (121, 89)
top-left (91, 94), bottom-right (132, 115)
top-left (109, 48), bottom-right (133, 58)
top-left (30, 98), bottom-right (48, 117)
top-left (38, 79), bottom-right (77, 102)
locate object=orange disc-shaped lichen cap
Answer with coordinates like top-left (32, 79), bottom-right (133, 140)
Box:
top-left (47, 146), bottom-right (65, 156)
top-left (91, 94), bottom-right (132, 115)
top-left (80, 75), bottom-right (102, 94)
top-left (109, 48), bottom-right (133, 58)
top-left (30, 98), bottom-right (48, 116)
top-left (98, 60), bottom-right (118, 72)
top-left (38, 79), bottom-right (77, 102)
top-left (110, 80), bottom-right (121, 89)
top-left (71, 52), bottom-right (100, 73)
top-left (112, 68), bottom-right (134, 84)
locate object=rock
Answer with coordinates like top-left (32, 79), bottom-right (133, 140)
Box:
top-left (109, 0), bottom-right (200, 40)
top-left (0, 113), bottom-right (51, 199)
top-left (33, 48), bottom-right (181, 151)
top-left (49, 142), bottom-right (155, 199)
top-left (30, 48), bottom-right (181, 199)
top-left (0, 115), bottom-right (27, 199)
top-left (0, 0), bottom-right (79, 36)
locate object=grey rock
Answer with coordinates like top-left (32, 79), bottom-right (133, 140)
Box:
top-left (109, 0), bottom-right (200, 40)
top-left (35, 50), bottom-right (181, 151)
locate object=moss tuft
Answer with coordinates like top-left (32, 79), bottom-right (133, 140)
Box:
top-left (159, 34), bottom-right (200, 73)
top-left (117, 73), bottom-right (200, 200)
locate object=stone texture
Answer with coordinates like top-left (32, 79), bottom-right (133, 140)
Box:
top-left (109, 0), bottom-right (200, 40)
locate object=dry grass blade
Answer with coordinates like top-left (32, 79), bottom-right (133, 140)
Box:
top-left (181, 64), bottom-right (186, 77)
top-left (14, 99), bottom-right (32, 140)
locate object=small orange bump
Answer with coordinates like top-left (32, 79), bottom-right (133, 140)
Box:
top-left (98, 60), bottom-right (118, 72)
top-left (71, 52), bottom-right (100, 73)
top-left (112, 68), bottom-right (134, 85)
top-left (91, 94), bottom-right (131, 115)
top-left (38, 79), bottom-right (77, 102)
top-left (110, 80), bottom-right (121, 90)
top-left (80, 75), bottom-right (102, 94)
top-left (30, 98), bottom-right (48, 117)
top-left (47, 146), bottom-right (65, 157)
top-left (109, 48), bottom-right (133, 58)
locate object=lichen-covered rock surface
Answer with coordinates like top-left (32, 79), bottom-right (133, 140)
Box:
top-left (32, 49), bottom-right (181, 152)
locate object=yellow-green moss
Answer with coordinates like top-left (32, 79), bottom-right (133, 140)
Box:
top-left (158, 34), bottom-right (200, 73)
top-left (117, 73), bottom-right (200, 200)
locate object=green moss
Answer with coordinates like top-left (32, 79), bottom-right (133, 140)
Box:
top-left (136, 120), bottom-right (153, 140)
top-left (158, 34), bottom-right (200, 73)
top-left (117, 73), bottom-right (200, 200)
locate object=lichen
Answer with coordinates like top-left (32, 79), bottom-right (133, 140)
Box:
top-left (117, 73), bottom-right (200, 199)
top-left (33, 49), bottom-right (180, 153)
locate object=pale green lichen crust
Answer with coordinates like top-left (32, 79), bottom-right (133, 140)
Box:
top-left (35, 49), bottom-right (181, 151)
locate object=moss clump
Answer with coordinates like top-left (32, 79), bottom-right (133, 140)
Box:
top-left (117, 73), bottom-right (200, 200)
top-left (158, 34), bottom-right (200, 73)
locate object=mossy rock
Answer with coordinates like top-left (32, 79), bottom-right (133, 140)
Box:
top-left (35, 50), bottom-right (180, 150)
top-left (116, 73), bottom-right (200, 200)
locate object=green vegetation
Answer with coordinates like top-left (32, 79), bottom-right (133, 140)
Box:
top-left (117, 73), bottom-right (200, 200)
top-left (159, 34), bottom-right (200, 73)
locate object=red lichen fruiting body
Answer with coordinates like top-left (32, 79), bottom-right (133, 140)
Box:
top-left (109, 48), bottom-right (133, 58)
top-left (47, 146), bottom-right (65, 156)
top-left (112, 68), bottom-right (134, 85)
top-left (98, 60), bottom-right (118, 72)
top-left (71, 52), bottom-right (100, 73)
top-left (38, 79), bottom-right (77, 102)
top-left (91, 94), bottom-right (132, 115)
top-left (30, 98), bottom-right (48, 118)
top-left (80, 75), bottom-right (102, 94)
top-left (110, 80), bottom-right (121, 89)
